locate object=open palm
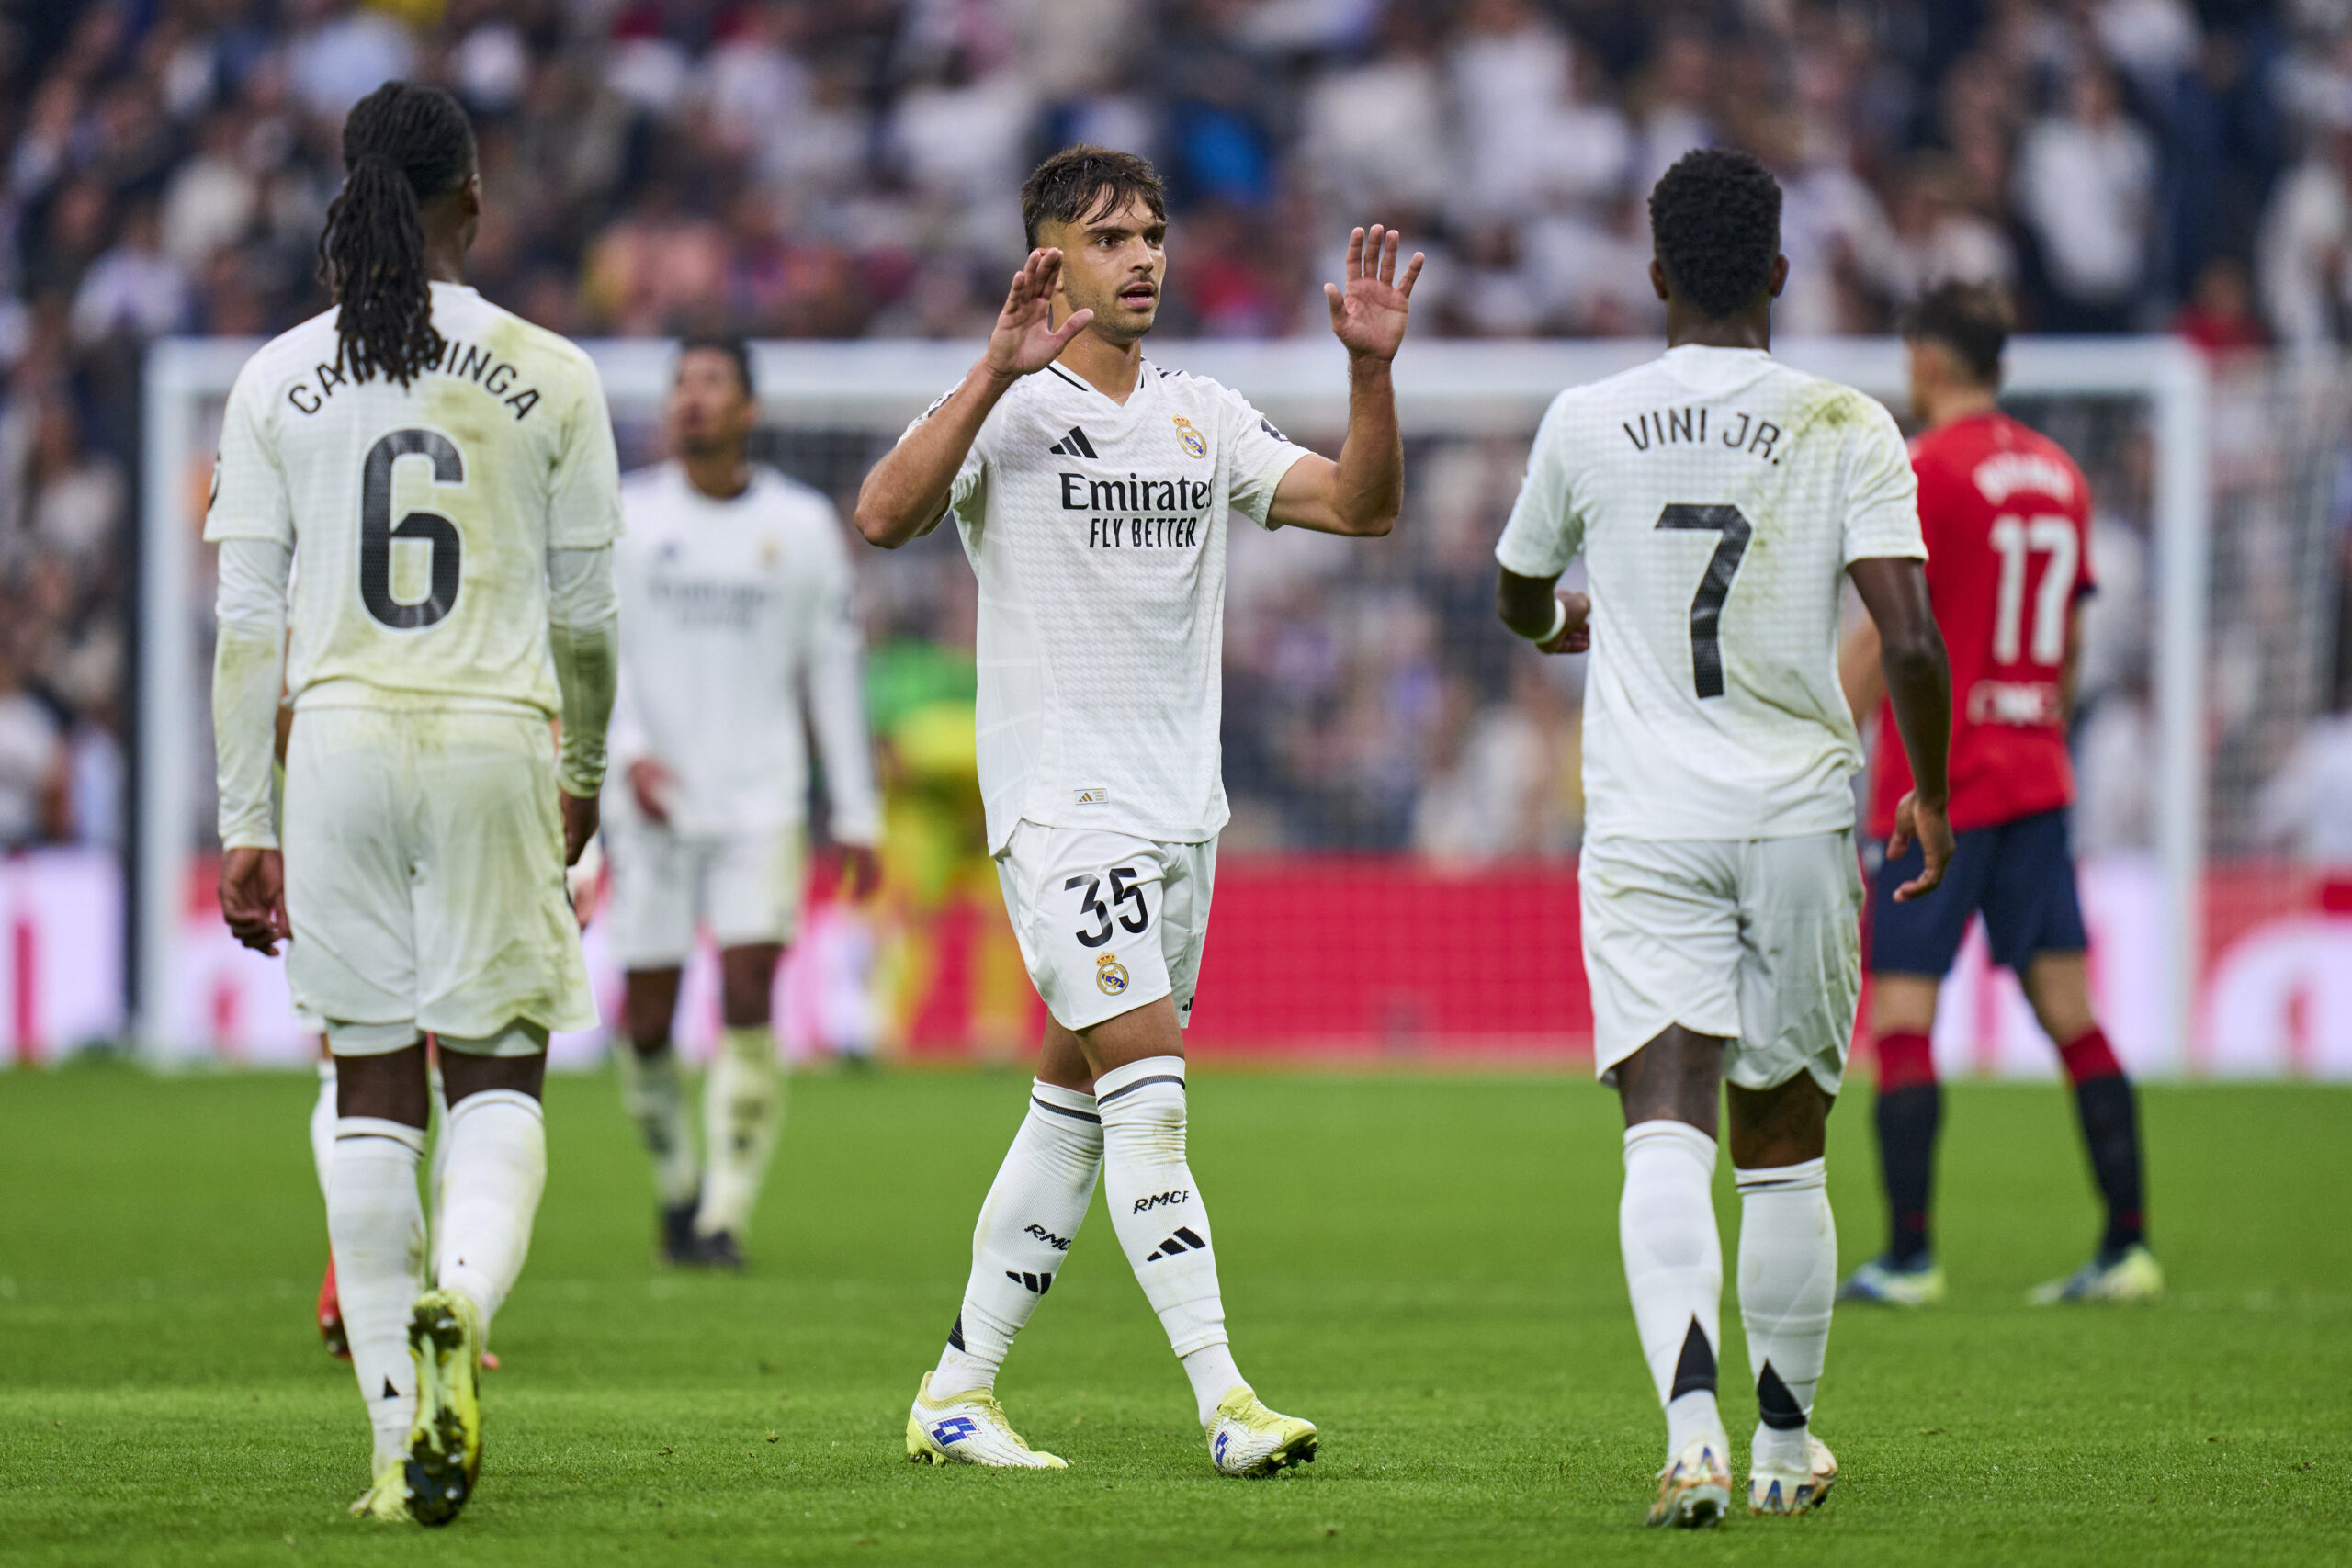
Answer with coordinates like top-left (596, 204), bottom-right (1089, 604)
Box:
top-left (1324, 225), bottom-right (1424, 362)
top-left (986, 248), bottom-right (1093, 378)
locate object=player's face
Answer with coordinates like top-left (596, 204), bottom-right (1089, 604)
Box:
top-left (1046, 193), bottom-right (1167, 344)
top-left (667, 349), bottom-right (755, 458)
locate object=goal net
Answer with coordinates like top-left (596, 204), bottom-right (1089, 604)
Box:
top-left (116, 335), bottom-right (2343, 1077)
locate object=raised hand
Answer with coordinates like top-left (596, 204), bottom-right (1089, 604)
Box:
top-left (1323, 225), bottom-right (1425, 363)
top-left (984, 248), bottom-right (1095, 380)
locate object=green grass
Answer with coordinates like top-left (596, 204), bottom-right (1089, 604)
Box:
top-left (0, 1064), bottom-right (2344, 1566)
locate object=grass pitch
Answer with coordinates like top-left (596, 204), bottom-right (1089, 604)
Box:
top-left (0, 1063), bottom-right (2344, 1566)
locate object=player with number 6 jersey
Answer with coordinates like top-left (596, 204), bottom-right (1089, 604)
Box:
top-left (205, 83), bottom-right (621, 1527)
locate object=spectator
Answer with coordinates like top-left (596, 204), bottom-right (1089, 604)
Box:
top-left (71, 201), bottom-right (194, 346)
top-left (2256, 126), bottom-right (2352, 352)
top-left (2014, 68), bottom-right (2157, 330)
top-left (2176, 256), bottom-right (2268, 355)
top-left (0, 640), bottom-right (63, 849)
top-left (2255, 709), bottom-right (2352, 864)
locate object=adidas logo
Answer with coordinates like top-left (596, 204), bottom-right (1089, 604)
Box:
top-left (1145, 1226), bottom-right (1206, 1262)
top-left (1046, 425), bottom-right (1098, 458)
top-left (1003, 1269), bottom-right (1055, 1295)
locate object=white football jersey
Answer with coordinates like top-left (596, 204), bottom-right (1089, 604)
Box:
top-left (605, 461), bottom-right (879, 841)
top-left (908, 358), bottom-right (1308, 853)
top-left (205, 282), bottom-right (623, 717)
top-left (1496, 344), bottom-right (1924, 841)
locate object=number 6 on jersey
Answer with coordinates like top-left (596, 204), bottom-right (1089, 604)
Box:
top-left (360, 427), bottom-right (466, 630)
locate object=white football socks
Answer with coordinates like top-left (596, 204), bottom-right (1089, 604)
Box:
top-left (614, 1041), bottom-right (698, 1208)
top-left (433, 1089), bottom-right (547, 1328)
top-left (697, 1024), bottom-right (782, 1238)
top-left (309, 1058), bottom-right (337, 1200)
top-left (929, 1080), bottom-right (1103, 1401)
top-left (1096, 1057), bottom-right (1244, 1426)
top-left (1735, 1158), bottom-right (1836, 1474)
top-left (1620, 1120), bottom-right (1728, 1462)
top-left (327, 1115), bottom-right (426, 1475)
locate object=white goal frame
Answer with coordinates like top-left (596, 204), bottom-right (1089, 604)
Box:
top-left (138, 335), bottom-right (2211, 1067)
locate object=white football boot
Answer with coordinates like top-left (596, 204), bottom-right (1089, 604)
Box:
top-left (1205, 1386), bottom-right (1317, 1477)
top-left (2029, 1243), bottom-right (2164, 1304)
top-left (348, 1461), bottom-right (411, 1523)
top-left (904, 1373), bottom-right (1068, 1469)
top-left (1646, 1436), bottom-right (1733, 1529)
top-left (1749, 1435), bottom-right (1838, 1516)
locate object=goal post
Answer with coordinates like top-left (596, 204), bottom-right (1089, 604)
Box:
top-left (135, 334), bottom-right (2218, 1070)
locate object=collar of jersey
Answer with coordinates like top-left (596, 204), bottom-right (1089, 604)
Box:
top-left (1043, 357), bottom-right (1154, 407)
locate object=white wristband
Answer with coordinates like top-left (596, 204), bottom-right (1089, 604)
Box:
top-left (1526, 595), bottom-right (1568, 645)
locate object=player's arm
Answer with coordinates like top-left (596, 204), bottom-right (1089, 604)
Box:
top-left (1264, 226), bottom-right (1424, 537)
top-left (854, 248), bottom-right (1093, 548)
top-left (1838, 615), bottom-right (1885, 723)
top-left (1848, 557), bottom-right (1955, 900)
top-left (804, 533), bottom-right (883, 898)
top-left (548, 545), bottom-right (619, 866)
top-left (213, 535), bottom-right (293, 955)
top-left (2058, 604), bottom-right (2085, 727)
top-left (1496, 570), bottom-right (1591, 654)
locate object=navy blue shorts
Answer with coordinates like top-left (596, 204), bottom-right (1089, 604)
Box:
top-left (1869, 807), bottom-right (2088, 977)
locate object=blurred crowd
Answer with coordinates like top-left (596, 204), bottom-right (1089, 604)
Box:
top-left (3, 0), bottom-right (2350, 857)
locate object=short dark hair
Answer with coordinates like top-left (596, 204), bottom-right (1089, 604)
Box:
top-left (1020, 145), bottom-right (1166, 249)
top-left (676, 333), bottom-right (754, 400)
top-left (1647, 149), bottom-right (1782, 321)
top-left (1901, 281), bottom-right (2011, 387)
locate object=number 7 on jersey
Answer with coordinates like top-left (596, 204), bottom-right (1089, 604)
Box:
top-left (1656, 503), bottom-right (1752, 699)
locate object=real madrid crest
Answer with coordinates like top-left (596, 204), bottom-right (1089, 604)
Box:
top-left (1172, 416), bottom-right (1207, 459)
top-left (1095, 953), bottom-right (1130, 995)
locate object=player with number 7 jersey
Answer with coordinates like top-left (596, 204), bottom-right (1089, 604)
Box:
top-left (1494, 151), bottom-right (1954, 1527)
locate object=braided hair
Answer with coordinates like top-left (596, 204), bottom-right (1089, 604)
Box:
top-left (316, 82), bottom-right (477, 387)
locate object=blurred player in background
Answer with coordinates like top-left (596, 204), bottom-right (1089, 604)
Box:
top-left (208, 83), bottom-right (620, 1525)
top-left (1838, 284), bottom-right (2161, 1308)
top-left (1496, 149), bottom-right (1954, 1527)
top-left (855, 146), bottom-right (1419, 1476)
top-left (603, 336), bottom-right (880, 1269)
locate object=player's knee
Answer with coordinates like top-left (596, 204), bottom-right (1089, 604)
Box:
top-left (718, 946), bottom-right (780, 1029)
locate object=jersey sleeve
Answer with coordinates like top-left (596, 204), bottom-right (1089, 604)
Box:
top-left (1220, 389), bottom-right (1310, 529)
top-left (1840, 401), bottom-right (1925, 565)
top-left (547, 355), bottom-right (626, 549)
top-left (1494, 390), bottom-right (1586, 577)
top-left (203, 358), bottom-right (293, 546)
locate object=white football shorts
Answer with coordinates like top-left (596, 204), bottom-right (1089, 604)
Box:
top-left (995, 821), bottom-right (1215, 1033)
top-left (1580, 830), bottom-right (1863, 1094)
top-left (283, 706), bottom-right (596, 1049)
top-left (602, 820), bottom-right (808, 970)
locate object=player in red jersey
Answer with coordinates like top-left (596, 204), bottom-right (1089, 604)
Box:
top-left (1837, 283), bottom-right (2160, 1307)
